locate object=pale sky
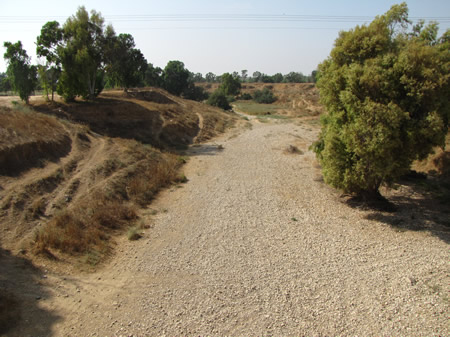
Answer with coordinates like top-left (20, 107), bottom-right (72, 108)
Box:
top-left (1, 0), bottom-right (449, 76)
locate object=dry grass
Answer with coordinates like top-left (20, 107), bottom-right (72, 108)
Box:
top-left (127, 153), bottom-right (184, 206)
top-left (33, 141), bottom-right (184, 261)
top-left (34, 194), bottom-right (137, 255)
top-left (0, 105), bottom-right (71, 175)
top-left (0, 105), bottom-right (65, 150)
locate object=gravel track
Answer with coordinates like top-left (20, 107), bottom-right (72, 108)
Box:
top-left (39, 119), bottom-right (448, 336)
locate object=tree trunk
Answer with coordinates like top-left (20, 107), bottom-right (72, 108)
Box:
top-left (87, 71), bottom-right (96, 100)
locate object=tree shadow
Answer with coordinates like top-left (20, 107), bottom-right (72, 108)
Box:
top-left (0, 248), bottom-right (61, 336)
top-left (363, 177), bottom-right (450, 244)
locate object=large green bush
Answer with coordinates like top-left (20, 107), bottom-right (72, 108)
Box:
top-left (218, 73), bottom-right (241, 96)
top-left (207, 90), bottom-right (231, 110)
top-left (253, 87), bottom-right (276, 104)
top-left (314, 3), bottom-right (450, 197)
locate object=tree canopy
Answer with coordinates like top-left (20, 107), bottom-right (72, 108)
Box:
top-left (57, 6), bottom-right (108, 100)
top-left (314, 2), bottom-right (450, 197)
top-left (219, 72), bottom-right (241, 96)
top-left (36, 21), bottom-right (63, 101)
top-left (104, 32), bottom-right (147, 91)
top-left (163, 60), bottom-right (190, 96)
top-left (3, 41), bottom-right (37, 103)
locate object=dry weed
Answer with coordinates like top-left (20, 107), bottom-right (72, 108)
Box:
top-left (34, 195), bottom-right (137, 255)
top-left (128, 154), bottom-right (182, 205)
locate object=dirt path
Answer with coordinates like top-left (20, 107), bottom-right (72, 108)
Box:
top-left (11, 118), bottom-right (449, 336)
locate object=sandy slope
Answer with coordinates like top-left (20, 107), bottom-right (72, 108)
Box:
top-left (8, 117), bottom-right (449, 337)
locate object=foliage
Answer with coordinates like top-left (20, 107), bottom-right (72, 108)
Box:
top-left (219, 72), bottom-right (241, 96)
top-left (191, 72), bottom-right (205, 82)
top-left (205, 72), bottom-right (216, 83)
top-left (239, 92), bottom-right (252, 100)
top-left (261, 74), bottom-right (274, 83)
top-left (272, 73), bottom-right (284, 83)
top-left (253, 87), bottom-right (277, 104)
top-left (163, 60), bottom-right (190, 96)
top-left (145, 63), bottom-right (163, 87)
top-left (283, 71), bottom-right (307, 83)
top-left (207, 90), bottom-right (231, 110)
top-left (104, 32), bottom-right (147, 91)
top-left (182, 82), bottom-right (209, 101)
top-left (37, 65), bottom-right (60, 101)
top-left (36, 21), bottom-right (63, 101)
top-left (3, 41), bottom-right (37, 103)
top-left (0, 72), bottom-right (11, 92)
top-left (314, 2), bottom-right (450, 196)
top-left (241, 69), bottom-right (248, 82)
top-left (56, 6), bottom-right (108, 100)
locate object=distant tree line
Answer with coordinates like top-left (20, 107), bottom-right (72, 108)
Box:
top-left (2, 6), bottom-right (316, 104)
top-left (198, 70), bottom-right (317, 84)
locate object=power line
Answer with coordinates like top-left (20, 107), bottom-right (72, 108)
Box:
top-left (0, 14), bottom-right (449, 24)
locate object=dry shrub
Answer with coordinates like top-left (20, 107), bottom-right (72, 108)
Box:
top-left (127, 226), bottom-right (142, 241)
top-left (284, 145), bottom-right (303, 155)
top-left (128, 154), bottom-right (182, 205)
top-left (89, 198), bottom-right (137, 229)
top-left (34, 195), bottom-right (137, 255)
top-left (29, 198), bottom-right (46, 219)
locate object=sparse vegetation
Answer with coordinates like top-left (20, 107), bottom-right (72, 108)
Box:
top-left (127, 226), bottom-right (142, 241)
top-left (233, 101), bottom-right (282, 116)
top-left (34, 195), bottom-right (137, 255)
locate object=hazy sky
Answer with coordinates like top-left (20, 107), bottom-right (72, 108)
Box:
top-left (1, 0), bottom-right (449, 76)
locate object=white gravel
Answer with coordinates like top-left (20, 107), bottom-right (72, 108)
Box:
top-left (46, 119), bottom-right (449, 336)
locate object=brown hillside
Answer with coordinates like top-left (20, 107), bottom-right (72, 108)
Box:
top-left (0, 89), bottom-right (236, 265)
top-left (34, 88), bottom-right (236, 149)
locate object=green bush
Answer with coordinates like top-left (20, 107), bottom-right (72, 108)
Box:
top-left (207, 90), bottom-right (231, 110)
top-left (219, 73), bottom-right (241, 96)
top-left (253, 87), bottom-right (276, 104)
top-left (313, 3), bottom-right (450, 197)
top-left (239, 93), bottom-right (252, 100)
top-left (182, 83), bottom-right (209, 101)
